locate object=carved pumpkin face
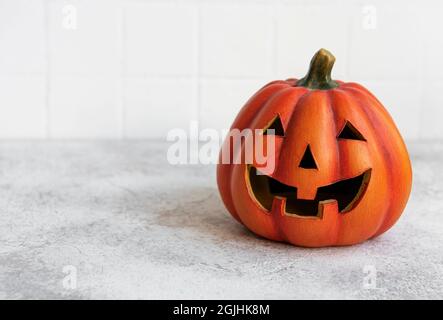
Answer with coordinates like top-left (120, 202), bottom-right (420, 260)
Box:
top-left (217, 49), bottom-right (412, 247)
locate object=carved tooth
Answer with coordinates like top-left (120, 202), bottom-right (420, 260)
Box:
top-left (271, 196), bottom-right (287, 217)
top-left (318, 200), bottom-right (339, 218)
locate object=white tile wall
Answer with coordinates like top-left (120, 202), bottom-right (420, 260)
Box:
top-left (48, 0), bottom-right (122, 75)
top-left (419, 2), bottom-right (443, 82)
top-left (124, 3), bottom-right (197, 76)
top-left (348, 0), bottom-right (421, 82)
top-left (200, 78), bottom-right (267, 132)
top-left (0, 75), bottom-right (47, 138)
top-left (0, 0), bottom-right (46, 74)
top-left (49, 75), bottom-right (121, 138)
top-left (0, 0), bottom-right (441, 141)
top-left (124, 77), bottom-right (197, 138)
top-left (275, 4), bottom-right (349, 80)
top-left (421, 82), bottom-right (443, 140)
top-left (200, 4), bottom-right (273, 77)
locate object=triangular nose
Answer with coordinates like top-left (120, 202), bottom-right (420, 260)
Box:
top-left (299, 145), bottom-right (318, 169)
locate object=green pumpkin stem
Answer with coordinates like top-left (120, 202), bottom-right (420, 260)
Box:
top-left (296, 48), bottom-right (339, 90)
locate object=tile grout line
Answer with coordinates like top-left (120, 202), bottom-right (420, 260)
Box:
top-left (271, 1), bottom-right (278, 78)
top-left (344, 0), bottom-right (352, 80)
top-left (415, 4), bottom-right (425, 141)
top-left (195, 3), bottom-right (201, 126)
top-left (120, 3), bottom-right (127, 140)
top-left (44, 0), bottom-right (51, 139)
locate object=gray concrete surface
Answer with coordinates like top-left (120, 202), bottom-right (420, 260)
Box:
top-left (0, 140), bottom-right (442, 299)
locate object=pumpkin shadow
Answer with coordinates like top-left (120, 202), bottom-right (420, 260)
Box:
top-left (150, 186), bottom-right (374, 251)
top-left (152, 186), bottom-right (262, 244)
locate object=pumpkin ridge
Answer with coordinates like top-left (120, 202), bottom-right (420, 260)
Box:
top-left (343, 85), bottom-right (412, 178)
top-left (351, 86), bottom-right (412, 236)
top-left (282, 89), bottom-right (314, 130)
top-left (327, 90), bottom-right (343, 181)
top-left (271, 89), bottom-right (312, 185)
top-left (340, 84), bottom-right (395, 122)
top-left (339, 87), bottom-right (397, 237)
top-left (256, 87), bottom-right (310, 179)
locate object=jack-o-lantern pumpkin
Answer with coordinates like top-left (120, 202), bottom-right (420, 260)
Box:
top-left (217, 49), bottom-right (412, 247)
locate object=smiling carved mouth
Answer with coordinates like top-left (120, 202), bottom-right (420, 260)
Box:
top-left (247, 166), bottom-right (371, 217)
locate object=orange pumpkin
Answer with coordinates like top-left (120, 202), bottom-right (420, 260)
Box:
top-left (217, 49), bottom-right (412, 247)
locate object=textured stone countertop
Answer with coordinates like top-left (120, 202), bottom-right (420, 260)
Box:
top-left (0, 140), bottom-right (442, 299)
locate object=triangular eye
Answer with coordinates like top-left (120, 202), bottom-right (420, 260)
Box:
top-left (337, 121), bottom-right (366, 141)
top-left (263, 115), bottom-right (285, 136)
